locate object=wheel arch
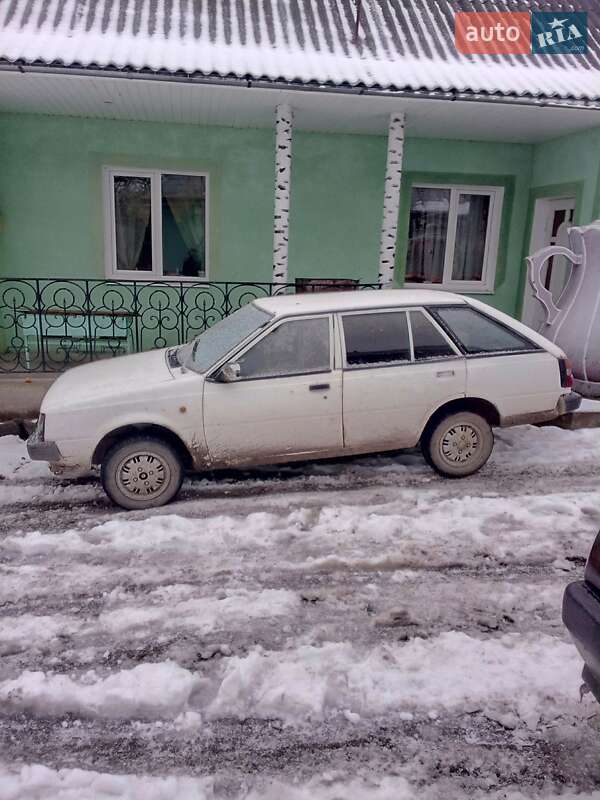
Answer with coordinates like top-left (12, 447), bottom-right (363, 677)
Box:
top-left (420, 397), bottom-right (501, 443)
top-left (92, 423), bottom-right (194, 469)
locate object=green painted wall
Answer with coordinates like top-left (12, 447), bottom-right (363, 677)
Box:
top-left (1, 112), bottom-right (534, 316)
top-left (531, 126), bottom-right (600, 223)
top-left (289, 131), bottom-right (385, 282)
top-left (0, 113), bottom-right (275, 283)
top-left (512, 126), bottom-right (600, 317)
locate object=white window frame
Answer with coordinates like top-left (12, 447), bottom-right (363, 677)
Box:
top-left (103, 167), bottom-right (209, 281)
top-left (404, 183), bottom-right (504, 294)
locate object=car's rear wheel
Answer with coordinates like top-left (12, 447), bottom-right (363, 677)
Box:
top-left (422, 410), bottom-right (494, 478)
top-left (101, 436), bottom-right (184, 510)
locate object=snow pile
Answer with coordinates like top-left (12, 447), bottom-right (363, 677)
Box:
top-left (494, 425), bottom-right (600, 468)
top-left (0, 764), bottom-right (213, 800)
top-left (209, 632), bottom-right (581, 726)
top-left (0, 661), bottom-right (200, 721)
top-left (0, 589), bottom-right (298, 652)
top-left (2, 511), bottom-right (285, 556)
top-left (290, 490), bottom-right (599, 571)
top-left (0, 765), bottom-right (421, 800)
top-left (0, 435), bottom-right (99, 506)
top-left (0, 614), bottom-right (76, 656)
top-left (0, 436), bottom-right (48, 482)
top-left (6, 485), bottom-right (598, 571)
top-left (99, 587), bottom-right (299, 636)
top-left (0, 563), bottom-right (109, 606)
top-left (0, 633), bottom-right (580, 726)
top-left (3, 764), bottom-right (600, 800)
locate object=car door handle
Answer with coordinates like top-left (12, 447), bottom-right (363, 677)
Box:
top-left (309, 383), bottom-right (330, 391)
top-left (436, 370), bottom-right (455, 377)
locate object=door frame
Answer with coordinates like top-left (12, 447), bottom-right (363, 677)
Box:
top-left (516, 181), bottom-right (583, 320)
top-left (528, 195), bottom-right (576, 256)
top-left (521, 193), bottom-right (577, 329)
top-left (202, 312), bottom-right (344, 466)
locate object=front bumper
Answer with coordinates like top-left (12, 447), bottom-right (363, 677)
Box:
top-left (26, 437), bottom-right (61, 462)
top-left (563, 580), bottom-right (600, 702)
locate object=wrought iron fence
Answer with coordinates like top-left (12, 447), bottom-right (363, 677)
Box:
top-left (0, 277), bottom-right (381, 373)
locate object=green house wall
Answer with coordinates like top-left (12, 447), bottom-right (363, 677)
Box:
top-left (0, 110), bottom-right (548, 319)
top-left (511, 126), bottom-right (600, 317)
top-left (531, 126), bottom-right (600, 223)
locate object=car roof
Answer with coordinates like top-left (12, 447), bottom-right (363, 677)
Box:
top-left (253, 288), bottom-right (468, 317)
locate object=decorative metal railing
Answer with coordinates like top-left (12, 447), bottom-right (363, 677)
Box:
top-left (0, 277), bottom-right (381, 372)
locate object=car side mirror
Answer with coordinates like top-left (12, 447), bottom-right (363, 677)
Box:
top-left (216, 362), bottom-right (241, 383)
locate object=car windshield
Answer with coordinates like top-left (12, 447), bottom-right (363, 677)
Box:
top-left (176, 303), bottom-right (273, 373)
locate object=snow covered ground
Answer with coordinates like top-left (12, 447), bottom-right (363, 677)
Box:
top-left (1, 425), bottom-right (600, 799)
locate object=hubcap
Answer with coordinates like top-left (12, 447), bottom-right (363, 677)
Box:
top-left (116, 451), bottom-right (170, 500)
top-left (440, 424), bottom-right (480, 465)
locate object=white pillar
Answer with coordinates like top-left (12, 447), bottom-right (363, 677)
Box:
top-left (378, 111), bottom-right (406, 287)
top-left (272, 103), bottom-right (293, 283)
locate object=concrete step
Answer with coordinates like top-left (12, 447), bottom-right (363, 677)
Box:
top-left (542, 411), bottom-right (600, 430)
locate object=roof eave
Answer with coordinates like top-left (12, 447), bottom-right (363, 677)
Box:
top-left (1, 60), bottom-right (599, 112)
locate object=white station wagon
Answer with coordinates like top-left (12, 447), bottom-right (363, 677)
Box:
top-left (28, 289), bottom-right (579, 509)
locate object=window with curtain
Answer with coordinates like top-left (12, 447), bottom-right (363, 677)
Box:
top-left (405, 184), bottom-right (503, 291)
top-left (106, 169), bottom-right (207, 279)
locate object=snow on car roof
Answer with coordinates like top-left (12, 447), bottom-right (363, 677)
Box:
top-left (253, 289), bottom-right (467, 316)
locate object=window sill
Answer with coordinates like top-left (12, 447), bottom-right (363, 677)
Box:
top-left (106, 273), bottom-right (208, 283)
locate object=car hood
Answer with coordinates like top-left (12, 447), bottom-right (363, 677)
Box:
top-left (41, 348), bottom-right (174, 412)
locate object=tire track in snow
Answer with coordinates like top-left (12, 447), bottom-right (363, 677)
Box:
top-left (2, 707), bottom-right (600, 794)
top-left (0, 571), bottom-right (576, 677)
top-left (1, 430), bottom-right (600, 792)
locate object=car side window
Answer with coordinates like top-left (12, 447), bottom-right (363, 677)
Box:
top-left (236, 317), bottom-right (330, 379)
top-left (343, 311), bottom-right (410, 367)
top-left (431, 306), bottom-right (536, 354)
top-left (409, 311), bottom-right (457, 360)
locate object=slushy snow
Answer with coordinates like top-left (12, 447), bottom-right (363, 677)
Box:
top-left (0, 425), bottom-right (599, 797)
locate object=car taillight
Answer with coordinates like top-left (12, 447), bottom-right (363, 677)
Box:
top-left (559, 357), bottom-right (573, 389)
top-left (585, 530), bottom-right (600, 592)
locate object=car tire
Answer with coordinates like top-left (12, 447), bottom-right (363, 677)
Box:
top-left (101, 436), bottom-right (184, 510)
top-left (421, 411), bottom-right (494, 478)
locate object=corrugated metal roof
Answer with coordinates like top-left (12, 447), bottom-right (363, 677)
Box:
top-left (1, 0), bottom-right (599, 105)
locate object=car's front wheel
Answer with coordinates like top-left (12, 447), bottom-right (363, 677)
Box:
top-left (422, 410), bottom-right (494, 478)
top-left (101, 436), bottom-right (184, 510)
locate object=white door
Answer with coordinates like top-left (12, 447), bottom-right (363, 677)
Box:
top-left (203, 314), bottom-right (343, 466)
top-left (522, 197), bottom-right (576, 330)
top-left (340, 308), bottom-right (466, 451)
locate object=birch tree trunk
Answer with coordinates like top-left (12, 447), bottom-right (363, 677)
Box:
top-left (378, 112), bottom-right (406, 287)
top-left (272, 104), bottom-right (293, 284)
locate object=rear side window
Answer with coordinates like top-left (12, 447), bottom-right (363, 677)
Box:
top-left (409, 311), bottom-right (456, 360)
top-left (432, 306), bottom-right (536, 354)
top-left (343, 311), bottom-right (410, 367)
